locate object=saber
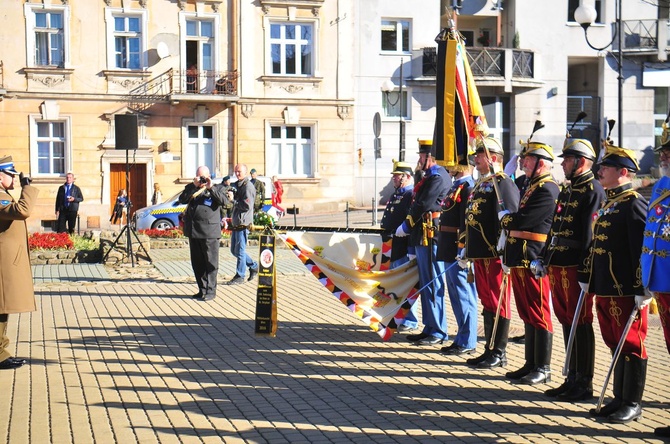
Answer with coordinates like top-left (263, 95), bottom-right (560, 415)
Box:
top-left (489, 271), bottom-right (509, 350)
top-left (562, 289), bottom-right (586, 376)
top-left (594, 305), bottom-right (639, 414)
top-left (274, 225), bottom-right (385, 234)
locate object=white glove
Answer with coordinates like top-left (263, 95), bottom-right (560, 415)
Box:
top-left (500, 257), bottom-right (510, 274)
top-left (498, 209), bottom-right (510, 221)
top-left (395, 222), bottom-right (409, 238)
top-left (635, 294), bottom-right (653, 309)
top-left (456, 248), bottom-right (469, 269)
top-left (407, 254), bottom-right (416, 261)
top-left (504, 155), bottom-right (519, 177)
top-left (578, 281), bottom-right (589, 293)
top-left (497, 230), bottom-right (507, 253)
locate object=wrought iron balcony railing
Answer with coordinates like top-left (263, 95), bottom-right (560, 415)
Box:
top-left (417, 47), bottom-right (535, 80)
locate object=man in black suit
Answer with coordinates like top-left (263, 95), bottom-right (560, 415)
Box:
top-left (55, 172), bottom-right (83, 234)
top-left (179, 165), bottom-right (228, 301)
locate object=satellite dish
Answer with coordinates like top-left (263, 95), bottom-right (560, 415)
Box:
top-left (156, 42), bottom-right (170, 59)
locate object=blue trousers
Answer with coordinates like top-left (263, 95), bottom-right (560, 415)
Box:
top-left (444, 261), bottom-right (478, 348)
top-left (230, 228), bottom-right (258, 278)
top-left (415, 244), bottom-right (447, 340)
top-left (391, 256), bottom-right (419, 328)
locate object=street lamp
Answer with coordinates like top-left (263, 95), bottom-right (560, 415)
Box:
top-left (574, 0), bottom-right (623, 144)
top-left (380, 58), bottom-right (406, 162)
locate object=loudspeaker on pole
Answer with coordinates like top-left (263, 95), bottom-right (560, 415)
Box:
top-left (115, 114), bottom-right (139, 150)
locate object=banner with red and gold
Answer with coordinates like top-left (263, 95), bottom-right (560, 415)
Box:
top-left (281, 231), bottom-right (420, 341)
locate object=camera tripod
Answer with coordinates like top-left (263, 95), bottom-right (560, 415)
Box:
top-left (102, 146), bottom-right (151, 266)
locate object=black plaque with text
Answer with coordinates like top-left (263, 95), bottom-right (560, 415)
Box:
top-left (254, 234), bottom-right (277, 336)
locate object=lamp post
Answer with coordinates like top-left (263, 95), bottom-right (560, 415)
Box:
top-left (574, 0), bottom-right (623, 144)
top-left (380, 58), bottom-right (406, 161)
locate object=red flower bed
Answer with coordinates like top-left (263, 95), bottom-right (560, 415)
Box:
top-left (28, 232), bottom-right (74, 251)
top-left (138, 228), bottom-right (185, 238)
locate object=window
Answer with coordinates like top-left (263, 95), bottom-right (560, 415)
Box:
top-left (270, 23), bottom-right (314, 76)
top-left (35, 11), bottom-right (64, 66)
top-left (114, 16), bottom-right (142, 69)
top-left (185, 125), bottom-right (215, 175)
top-left (381, 20), bottom-right (410, 52)
top-left (568, 0), bottom-right (602, 24)
top-left (269, 125), bottom-right (314, 177)
top-left (34, 121), bottom-right (67, 176)
top-left (186, 19), bottom-right (214, 71)
top-left (382, 91), bottom-right (409, 119)
top-left (105, 9), bottom-right (147, 71)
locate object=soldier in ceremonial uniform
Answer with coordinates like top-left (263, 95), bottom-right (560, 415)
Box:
top-left (500, 136), bottom-right (559, 385)
top-left (437, 158), bottom-right (478, 356)
top-left (539, 136), bottom-right (605, 400)
top-left (584, 143), bottom-right (649, 424)
top-left (463, 137), bottom-right (519, 368)
top-left (396, 140), bottom-right (451, 345)
top-left (380, 161), bottom-right (418, 332)
top-left (641, 139), bottom-right (670, 437)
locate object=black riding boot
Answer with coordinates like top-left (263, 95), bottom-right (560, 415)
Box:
top-left (467, 310), bottom-right (493, 366)
top-left (590, 355), bottom-right (625, 417)
top-left (546, 325), bottom-right (575, 396)
top-left (520, 327), bottom-right (552, 385)
top-left (507, 323), bottom-right (535, 380)
top-left (608, 355), bottom-right (647, 424)
top-left (559, 323), bottom-right (595, 401)
top-left (478, 316), bottom-right (509, 369)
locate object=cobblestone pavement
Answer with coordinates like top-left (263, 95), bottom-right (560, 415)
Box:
top-left (2, 210), bottom-right (670, 443)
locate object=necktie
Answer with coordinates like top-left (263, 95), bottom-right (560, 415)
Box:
top-left (65, 185), bottom-right (70, 208)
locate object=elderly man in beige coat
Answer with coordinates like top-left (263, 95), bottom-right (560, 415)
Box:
top-left (0, 155), bottom-right (38, 370)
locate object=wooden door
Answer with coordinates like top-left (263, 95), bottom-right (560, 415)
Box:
top-left (110, 163), bottom-right (147, 218)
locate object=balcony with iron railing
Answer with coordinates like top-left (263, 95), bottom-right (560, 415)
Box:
top-left (614, 19), bottom-right (670, 55)
top-left (128, 68), bottom-right (239, 112)
top-left (416, 46), bottom-right (541, 90)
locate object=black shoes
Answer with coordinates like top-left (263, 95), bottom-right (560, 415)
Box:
top-left (227, 275), bottom-right (245, 285)
top-left (200, 294), bottom-right (216, 302)
top-left (0, 357), bottom-right (26, 370)
top-left (518, 366), bottom-right (551, 385)
top-left (441, 343), bottom-right (475, 356)
top-left (248, 268), bottom-right (258, 281)
top-left (192, 292), bottom-right (203, 299)
top-left (414, 336), bottom-right (444, 346)
top-left (406, 332), bottom-right (429, 342)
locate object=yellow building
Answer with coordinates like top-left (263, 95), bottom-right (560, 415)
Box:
top-left (0, 0), bottom-right (355, 232)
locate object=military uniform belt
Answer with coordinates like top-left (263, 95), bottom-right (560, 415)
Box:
top-left (439, 225), bottom-right (459, 233)
top-left (510, 230), bottom-right (547, 242)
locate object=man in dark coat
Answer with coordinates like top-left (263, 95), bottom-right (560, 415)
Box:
top-left (0, 156), bottom-right (38, 370)
top-left (380, 161), bottom-right (417, 332)
top-left (55, 172), bottom-right (83, 234)
top-left (540, 137), bottom-right (605, 401)
top-left (500, 140), bottom-right (560, 386)
top-left (584, 143), bottom-right (649, 424)
top-left (179, 165), bottom-right (228, 301)
top-left (396, 140), bottom-right (450, 345)
top-left (463, 137), bottom-right (519, 369)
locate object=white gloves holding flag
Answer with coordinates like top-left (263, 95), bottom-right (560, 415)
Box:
top-left (500, 257), bottom-right (510, 274)
top-left (578, 281), bottom-right (589, 293)
top-left (456, 248), bottom-right (469, 270)
top-left (395, 222), bottom-right (409, 238)
top-left (498, 210), bottom-right (510, 221)
top-left (497, 230), bottom-right (507, 253)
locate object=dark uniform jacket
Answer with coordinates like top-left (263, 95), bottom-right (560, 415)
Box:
top-left (585, 182), bottom-right (647, 296)
top-left (406, 165), bottom-right (450, 248)
top-left (501, 172), bottom-right (559, 268)
top-left (380, 184), bottom-right (413, 261)
top-left (543, 170), bottom-right (605, 281)
top-left (437, 175), bottom-right (474, 262)
top-left (178, 183), bottom-right (228, 239)
top-left (465, 172), bottom-right (519, 259)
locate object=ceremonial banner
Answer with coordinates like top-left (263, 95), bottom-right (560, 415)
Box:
top-left (255, 233), bottom-right (278, 336)
top-left (282, 231), bottom-right (420, 340)
top-left (433, 27), bottom-right (489, 168)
